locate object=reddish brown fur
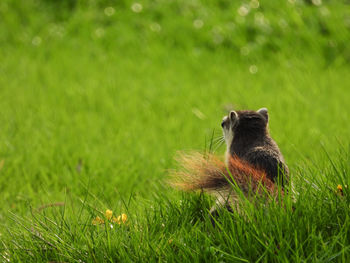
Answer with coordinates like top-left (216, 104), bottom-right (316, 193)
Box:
top-left (170, 152), bottom-right (282, 197)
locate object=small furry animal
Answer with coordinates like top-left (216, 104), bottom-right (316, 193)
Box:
top-left (222, 108), bottom-right (289, 185)
top-left (171, 107), bottom-right (289, 214)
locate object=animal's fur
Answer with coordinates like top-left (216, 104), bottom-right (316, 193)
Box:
top-left (170, 108), bottom-right (288, 214)
top-left (171, 152), bottom-right (282, 199)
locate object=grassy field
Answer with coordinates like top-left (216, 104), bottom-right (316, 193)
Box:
top-left (1, 0), bottom-right (350, 262)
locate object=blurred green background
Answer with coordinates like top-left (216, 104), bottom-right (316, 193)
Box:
top-left (1, 1), bottom-right (350, 262)
top-left (0, 0), bottom-right (349, 211)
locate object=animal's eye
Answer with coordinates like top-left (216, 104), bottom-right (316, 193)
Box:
top-left (221, 121), bottom-right (225, 128)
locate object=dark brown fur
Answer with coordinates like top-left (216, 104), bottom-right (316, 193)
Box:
top-left (228, 110), bottom-right (289, 186)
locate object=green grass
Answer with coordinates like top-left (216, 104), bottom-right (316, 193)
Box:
top-left (1, 0), bottom-right (350, 262)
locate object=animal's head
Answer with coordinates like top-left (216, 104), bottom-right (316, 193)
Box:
top-left (221, 108), bottom-right (269, 147)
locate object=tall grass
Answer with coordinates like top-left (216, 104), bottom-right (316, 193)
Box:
top-left (3, 148), bottom-right (350, 262)
top-left (0, 0), bottom-right (350, 262)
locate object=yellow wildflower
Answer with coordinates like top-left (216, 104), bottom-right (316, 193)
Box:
top-left (92, 209), bottom-right (127, 226)
top-left (336, 184), bottom-right (344, 196)
top-left (111, 213), bottom-right (127, 225)
top-left (92, 216), bottom-right (104, 225)
top-left (105, 209), bottom-right (113, 220)
top-left (112, 216), bottom-right (121, 224)
top-left (121, 213), bottom-right (127, 223)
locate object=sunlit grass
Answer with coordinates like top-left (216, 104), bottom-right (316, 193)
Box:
top-left (0, 0), bottom-right (350, 262)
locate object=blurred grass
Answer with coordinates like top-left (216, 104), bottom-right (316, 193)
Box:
top-left (1, 0), bottom-right (350, 63)
top-left (0, 0), bottom-right (350, 262)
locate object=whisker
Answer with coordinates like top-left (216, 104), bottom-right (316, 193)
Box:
top-left (212, 139), bottom-right (225, 153)
top-left (207, 135), bottom-right (225, 153)
top-left (210, 138), bottom-right (224, 148)
top-left (213, 137), bottom-right (224, 144)
top-left (211, 135), bottom-right (224, 143)
top-left (211, 139), bottom-right (224, 146)
top-left (205, 128), bottom-right (225, 153)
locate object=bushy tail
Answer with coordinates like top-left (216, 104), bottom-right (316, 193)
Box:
top-left (170, 152), bottom-right (281, 196)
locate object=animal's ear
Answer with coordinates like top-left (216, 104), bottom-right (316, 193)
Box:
top-left (257, 108), bottom-right (268, 122)
top-left (229, 111), bottom-right (238, 122)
